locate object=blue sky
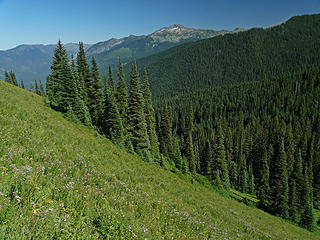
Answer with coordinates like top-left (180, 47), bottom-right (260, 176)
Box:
top-left (0, 0), bottom-right (319, 50)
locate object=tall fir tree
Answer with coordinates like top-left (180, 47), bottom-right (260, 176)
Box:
top-left (127, 61), bottom-right (150, 152)
top-left (102, 66), bottom-right (124, 143)
top-left (173, 137), bottom-right (183, 170)
top-left (5, 71), bottom-right (11, 84)
top-left (159, 104), bottom-right (174, 159)
top-left (201, 139), bottom-right (212, 177)
top-left (115, 57), bottom-right (128, 128)
top-left (47, 40), bottom-right (75, 113)
top-left (20, 80), bottom-right (25, 89)
top-left (257, 150), bottom-right (270, 210)
top-left (142, 68), bottom-right (159, 157)
top-left (77, 42), bottom-right (91, 107)
top-left (9, 71), bottom-right (18, 86)
top-left (300, 163), bottom-right (315, 230)
top-left (270, 138), bottom-right (289, 219)
top-left (288, 179), bottom-right (299, 223)
top-left (182, 104), bottom-right (196, 174)
top-left (212, 125), bottom-right (230, 190)
top-left (90, 57), bottom-right (104, 127)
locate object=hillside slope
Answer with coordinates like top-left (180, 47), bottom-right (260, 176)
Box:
top-left (134, 14), bottom-right (320, 98)
top-left (0, 81), bottom-right (318, 239)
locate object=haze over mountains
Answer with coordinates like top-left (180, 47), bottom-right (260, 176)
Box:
top-left (0, 25), bottom-right (244, 86)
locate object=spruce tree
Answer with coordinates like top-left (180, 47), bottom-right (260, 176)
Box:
top-left (288, 179), bottom-right (299, 223)
top-left (39, 80), bottom-right (45, 96)
top-left (90, 57), bottom-right (104, 127)
top-left (286, 123), bottom-right (295, 176)
top-left (9, 71), bottom-right (18, 86)
top-left (5, 71), bottom-right (11, 83)
top-left (34, 80), bottom-right (40, 95)
top-left (127, 61), bottom-right (150, 152)
top-left (115, 57), bottom-right (128, 124)
top-left (257, 151), bottom-right (270, 210)
top-left (201, 139), bottom-right (212, 177)
top-left (20, 80), bottom-right (25, 89)
top-left (159, 104), bottom-right (174, 159)
top-left (300, 163), bottom-right (315, 230)
top-left (212, 125), bottom-right (230, 190)
top-left (102, 66), bottom-right (124, 143)
top-left (173, 137), bottom-right (183, 170)
top-left (183, 104), bottom-right (196, 174)
top-left (142, 68), bottom-right (159, 156)
top-left (238, 133), bottom-right (248, 192)
top-left (77, 42), bottom-right (91, 107)
top-left (47, 40), bottom-right (74, 112)
top-left (270, 138), bottom-right (289, 219)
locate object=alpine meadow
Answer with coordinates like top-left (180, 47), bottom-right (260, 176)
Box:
top-left (1, 1), bottom-right (320, 239)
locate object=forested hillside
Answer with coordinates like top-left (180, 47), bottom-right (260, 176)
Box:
top-left (134, 14), bottom-right (320, 98)
top-left (154, 65), bottom-right (320, 230)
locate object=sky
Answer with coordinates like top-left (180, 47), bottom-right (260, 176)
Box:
top-left (0, 0), bottom-right (320, 50)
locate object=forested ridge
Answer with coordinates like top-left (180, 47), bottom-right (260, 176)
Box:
top-left (133, 14), bottom-right (320, 98)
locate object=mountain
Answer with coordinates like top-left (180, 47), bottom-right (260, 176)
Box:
top-left (86, 24), bottom-right (244, 74)
top-left (132, 14), bottom-right (320, 98)
top-left (0, 80), bottom-right (319, 239)
top-left (0, 43), bottom-right (91, 87)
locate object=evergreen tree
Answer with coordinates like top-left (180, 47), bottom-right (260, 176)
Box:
top-left (70, 55), bottom-right (91, 126)
top-left (76, 42), bottom-right (91, 106)
top-left (183, 104), bottom-right (196, 174)
top-left (47, 40), bottom-right (74, 112)
top-left (34, 80), bottom-right (40, 95)
top-left (201, 139), bottom-right (212, 177)
top-left (300, 163), bottom-right (315, 230)
top-left (9, 71), bottom-right (18, 86)
top-left (20, 80), bottom-right (25, 89)
top-left (238, 133), bottom-right (248, 192)
top-left (285, 123), bottom-right (295, 176)
top-left (47, 40), bottom-right (85, 122)
top-left (173, 137), bottom-right (182, 170)
top-left (248, 164), bottom-right (255, 194)
top-left (257, 151), bottom-right (270, 210)
top-left (127, 61), bottom-right (150, 152)
top-left (90, 57), bottom-right (104, 127)
top-left (39, 80), bottom-right (45, 96)
top-left (212, 125), bottom-right (230, 190)
top-left (102, 66), bottom-right (124, 143)
top-left (270, 138), bottom-right (289, 219)
top-left (5, 71), bottom-right (11, 83)
top-left (142, 68), bottom-right (159, 156)
top-left (288, 179), bottom-right (299, 223)
top-left (159, 104), bottom-right (173, 158)
top-left (293, 149), bottom-right (304, 212)
top-left (115, 57), bottom-right (128, 128)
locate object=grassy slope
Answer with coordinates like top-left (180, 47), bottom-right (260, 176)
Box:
top-left (0, 81), bottom-right (318, 239)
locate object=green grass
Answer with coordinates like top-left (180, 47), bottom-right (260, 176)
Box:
top-left (0, 81), bottom-right (319, 239)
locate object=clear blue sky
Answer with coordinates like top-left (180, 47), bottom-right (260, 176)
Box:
top-left (0, 0), bottom-right (319, 50)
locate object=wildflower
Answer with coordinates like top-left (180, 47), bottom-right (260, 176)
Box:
top-left (15, 195), bottom-right (22, 203)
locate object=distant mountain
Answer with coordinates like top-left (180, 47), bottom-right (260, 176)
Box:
top-left (86, 25), bottom-right (244, 74)
top-left (131, 14), bottom-right (320, 98)
top-left (0, 24), bottom-right (243, 86)
top-left (0, 43), bottom-right (91, 86)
